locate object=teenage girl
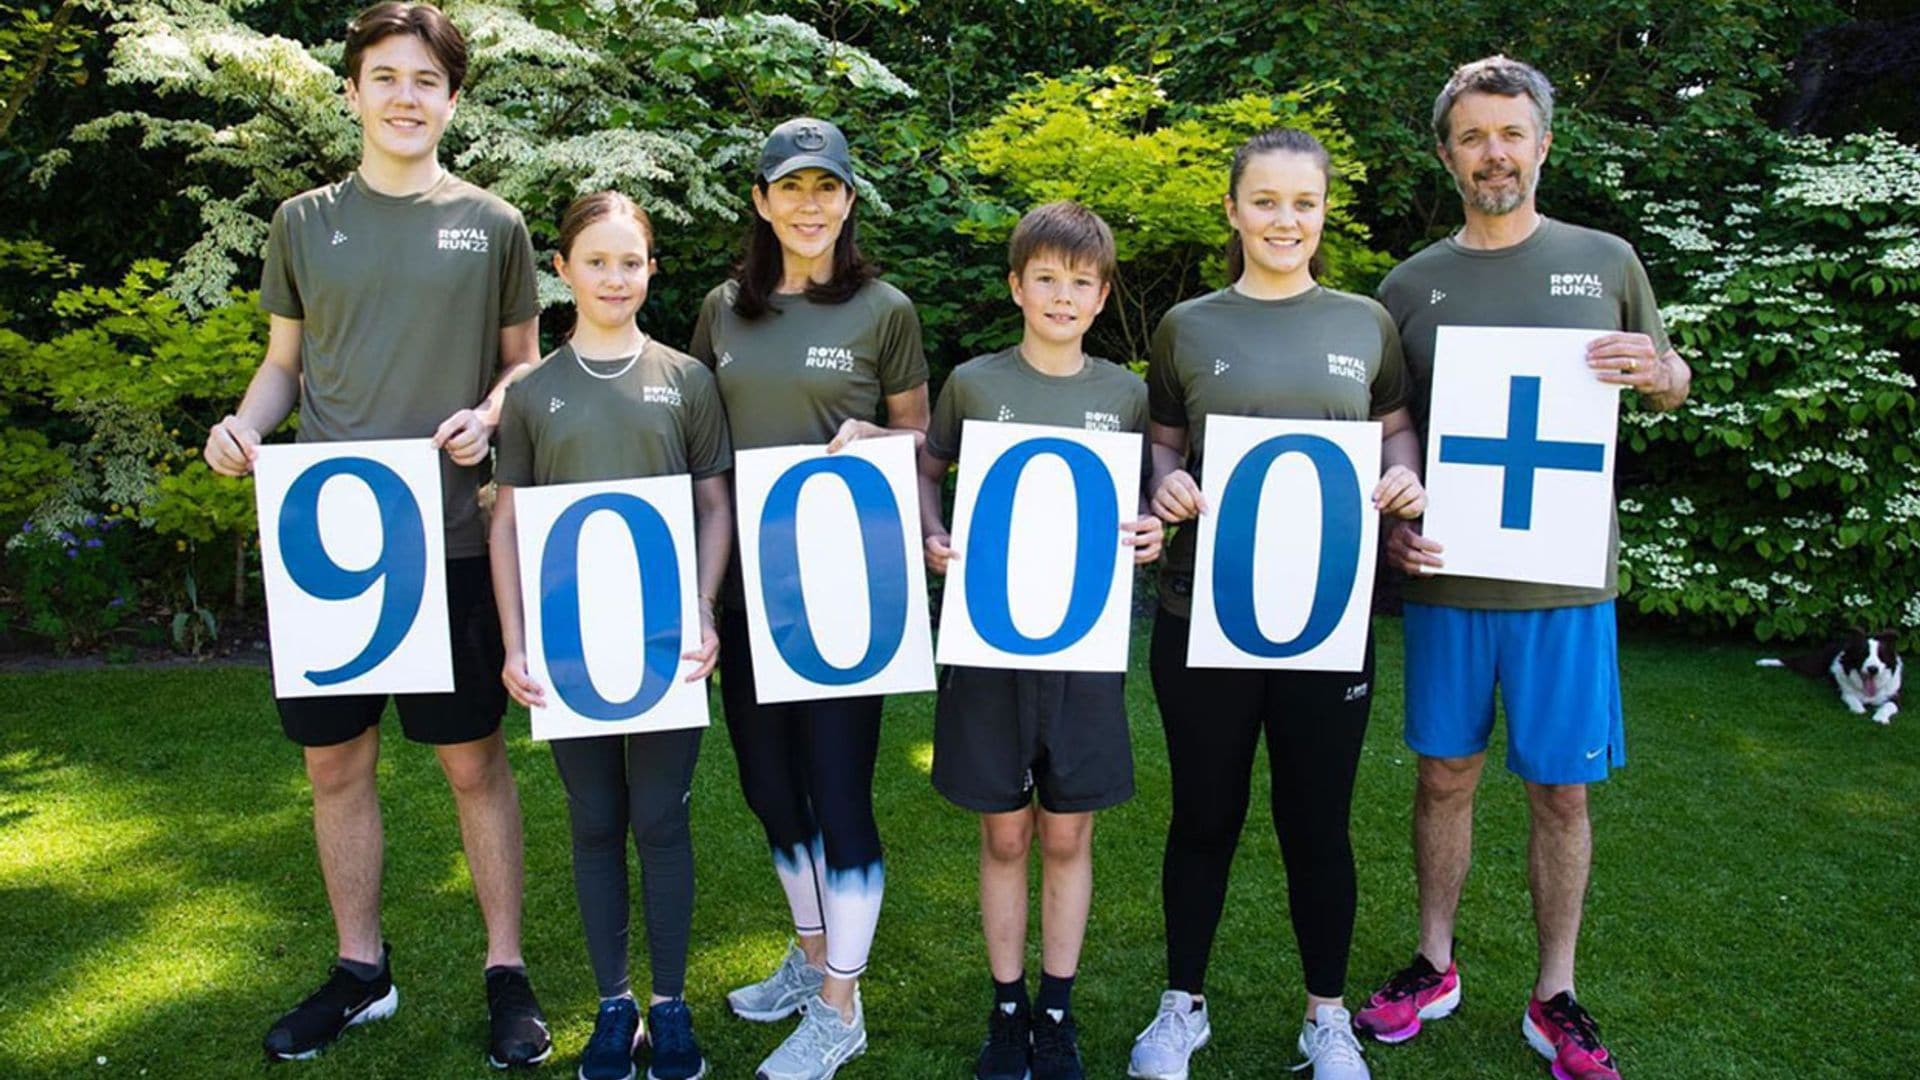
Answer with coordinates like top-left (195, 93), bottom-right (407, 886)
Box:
top-left (1126, 129), bottom-right (1426, 1080)
top-left (490, 192), bottom-right (732, 1080)
top-left (687, 117), bottom-right (930, 1080)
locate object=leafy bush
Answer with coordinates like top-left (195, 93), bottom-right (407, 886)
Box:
top-left (1604, 129), bottom-right (1920, 641)
top-left (950, 69), bottom-right (1389, 363)
top-left (4, 514), bottom-right (135, 651)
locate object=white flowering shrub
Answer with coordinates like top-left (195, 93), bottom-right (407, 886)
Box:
top-left (36, 0), bottom-right (910, 310)
top-left (1600, 130), bottom-right (1920, 641)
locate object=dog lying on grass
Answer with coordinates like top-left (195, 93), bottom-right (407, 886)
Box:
top-left (1757, 630), bottom-right (1903, 725)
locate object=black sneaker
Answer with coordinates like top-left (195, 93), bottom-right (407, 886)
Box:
top-left (975, 1001), bottom-right (1030, 1080)
top-left (262, 944), bottom-right (398, 1062)
top-left (485, 965), bottom-right (553, 1069)
top-left (1029, 1009), bottom-right (1084, 1080)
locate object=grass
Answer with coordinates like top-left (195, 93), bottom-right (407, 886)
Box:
top-left (0, 616), bottom-right (1915, 1079)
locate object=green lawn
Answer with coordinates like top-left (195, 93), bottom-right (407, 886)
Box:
top-left (1, 618), bottom-right (1914, 1079)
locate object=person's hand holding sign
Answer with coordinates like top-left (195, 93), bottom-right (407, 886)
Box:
top-left (432, 407), bottom-right (493, 466)
top-left (1124, 514), bottom-right (1164, 564)
top-left (204, 416), bottom-right (262, 476)
top-left (1372, 464), bottom-right (1427, 519)
top-left (682, 600), bottom-right (720, 682)
top-left (1587, 332), bottom-right (1690, 411)
top-left (1150, 467), bottom-right (1207, 523)
top-left (502, 650), bottom-right (548, 709)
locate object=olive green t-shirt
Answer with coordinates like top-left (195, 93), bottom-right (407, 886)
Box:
top-left (688, 279), bottom-right (929, 450)
top-left (925, 346), bottom-right (1149, 464)
top-left (260, 171), bottom-right (540, 558)
top-left (690, 277), bottom-right (928, 607)
top-left (1147, 285), bottom-right (1410, 616)
top-left (495, 340), bottom-right (732, 489)
top-left (1377, 217), bottom-right (1670, 611)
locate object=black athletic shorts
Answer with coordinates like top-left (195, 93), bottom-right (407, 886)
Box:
top-left (931, 664), bottom-right (1133, 814)
top-left (275, 555), bottom-right (507, 748)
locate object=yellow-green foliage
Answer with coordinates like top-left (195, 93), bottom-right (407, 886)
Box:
top-left (950, 69), bottom-right (1389, 361)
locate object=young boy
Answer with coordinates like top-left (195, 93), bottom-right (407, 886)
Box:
top-left (201, 2), bottom-right (549, 1066)
top-left (917, 201), bottom-right (1163, 1080)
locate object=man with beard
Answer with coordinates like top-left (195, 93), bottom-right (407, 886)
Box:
top-left (1351, 56), bottom-right (1690, 1080)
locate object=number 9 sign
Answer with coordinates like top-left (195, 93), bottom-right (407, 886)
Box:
top-left (254, 439), bottom-right (454, 698)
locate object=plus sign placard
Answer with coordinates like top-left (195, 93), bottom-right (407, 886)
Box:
top-left (1422, 327), bottom-right (1620, 588)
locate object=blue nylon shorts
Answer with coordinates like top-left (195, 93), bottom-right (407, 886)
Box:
top-left (1401, 600), bottom-right (1624, 784)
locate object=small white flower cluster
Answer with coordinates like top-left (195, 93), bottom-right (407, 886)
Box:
top-left (1903, 593), bottom-right (1920, 628)
top-left (1777, 132), bottom-right (1920, 209)
top-left (1844, 592), bottom-right (1873, 609)
top-left (1844, 504), bottom-right (1871, 521)
top-left (1885, 492), bottom-right (1920, 523)
top-left (1726, 577), bottom-right (1771, 601)
top-left (1670, 496), bottom-right (1696, 515)
top-left (1742, 524), bottom-right (1768, 536)
top-left (1874, 242), bottom-right (1920, 271)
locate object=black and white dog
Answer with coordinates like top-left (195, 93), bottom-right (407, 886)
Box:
top-left (1758, 630), bottom-right (1903, 725)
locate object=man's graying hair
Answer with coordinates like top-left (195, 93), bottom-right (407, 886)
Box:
top-left (1431, 56), bottom-right (1555, 144)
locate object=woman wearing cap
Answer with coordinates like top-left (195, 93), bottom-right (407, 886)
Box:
top-left (689, 116), bottom-right (929, 1080)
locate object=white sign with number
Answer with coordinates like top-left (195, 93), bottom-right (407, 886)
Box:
top-left (937, 420), bottom-right (1142, 672)
top-left (254, 439), bottom-right (452, 699)
top-left (1423, 326), bottom-right (1619, 589)
top-left (734, 436), bottom-right (935, 704)
top-left (1187, 416), bottom-right (1381, 672)
top-left (513, 476), bottom-right (708, 741)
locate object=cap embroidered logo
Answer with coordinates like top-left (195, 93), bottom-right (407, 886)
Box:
top-left (794, 123), bottom-right (828, 151)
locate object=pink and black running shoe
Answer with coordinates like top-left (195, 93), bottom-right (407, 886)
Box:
top-left (1523, 992), bottom-right (1622, 1080)
top-left (1353, 953), bottom-right (1461, 1044)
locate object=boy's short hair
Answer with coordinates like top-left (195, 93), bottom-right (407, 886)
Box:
top-left (344, 2), bottom-right (469, 93)
top-left (1008, 201), bottom-right (1117, 283)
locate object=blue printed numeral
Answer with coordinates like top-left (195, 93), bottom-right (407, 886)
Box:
top-left (965, 437), bottom-right (1118, 654)
top-left (280, 457), bottom-right (428, 686)
top-left (1212, 434), bottom-right (1361, 657)
top-left (759, 457), bottom-right (909, 684)
top-left (540, 493), bottom-right (683, 720)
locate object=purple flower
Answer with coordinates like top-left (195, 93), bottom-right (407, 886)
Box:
top-left (82, 514), bottom-right (98, 527)
top-left (64, 548), bottom-right (78, 558)
top-left (85, 538), bottom-right (103, 549)
top-left (102, 518), bottom-right (118, 530)
top-left (19, 521), bottom-right (31, 533)
top-left (57, 531), bottom-right (75, 544)
top-left (108, 597), bottom-right (125, 608)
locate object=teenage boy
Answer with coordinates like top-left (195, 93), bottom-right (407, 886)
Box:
top-left (916, 201), bottom-right (1163, 1080)
top-left (202, 2), bottom-right (549, 1066)
top-left (1353, 57), bottom-right (1691, 1080)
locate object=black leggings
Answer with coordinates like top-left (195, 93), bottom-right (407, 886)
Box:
top-left (549, 727), bottom-right (702, 999)
top-left (1149, 612), bottom-right (1374, 999)
top-left (718, 607), bottom-right (885, 979)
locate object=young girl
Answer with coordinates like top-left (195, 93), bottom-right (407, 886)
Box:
top-left (1125, 129), bottom-right (1426, 1080)
top-left (490, 192), bottom-right (732, 1080)
top-left (688, 116), bottom-right (929, 1080)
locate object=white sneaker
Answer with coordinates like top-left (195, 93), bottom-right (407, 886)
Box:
top-left (728, 941), bottom-right (826, 1022)
top-left (1294, 1005), bottom-right (1369, 1080)
top-left (1128, 990), bottom-right (1211, 1080)
top-left (755, 992), bottom-right (866, 1080)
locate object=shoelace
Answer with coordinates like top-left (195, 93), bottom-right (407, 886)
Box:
top-left (651, 1002), bottom-right (694, 1056)
top-left (1376, 961), bottom-right (1441, 1002)
top-left (1293, 1020), bottom-right (1365, 1072)
top-left (789, 1004), bottom-right (848, 1061)
top-left (1032, 1015), bottom-right (1080, 1070)
top-left (1136, 1004), bottom-right (1195, 1051)
top-left (584, 1002), bottom-right (637, 1058)
top-left (986, 1008), bottom-right (1026, 1051)
top-left (1544, 997), bottom-right (1604, 1053)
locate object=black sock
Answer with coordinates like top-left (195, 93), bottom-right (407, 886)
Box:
top-left (993, 974), bottom-right (1028, 1013)
top-left (338, 955), bottom-right (384, 982)
top-left (1037, 971), bottom-right (1074, 1018)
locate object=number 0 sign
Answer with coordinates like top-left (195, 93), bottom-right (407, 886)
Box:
top-left (1186, 416), bottom-right (1381, 672)
top-left (254, 439), bottom-right (453, 698)
top-left (513, 476), bottom-right (708, 741)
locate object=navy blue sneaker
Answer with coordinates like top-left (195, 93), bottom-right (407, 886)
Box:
top-left (579, 997), bottom-right (641, 1080)
top-left (644, 998), bottom-right (707, 1080)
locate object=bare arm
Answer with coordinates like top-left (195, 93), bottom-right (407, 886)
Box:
top-left (1147, 421), bottom-right (1205, 522)
top-left (916, 444), bottom-right (954, 574)
top-left (434, 315), bottom-right (542, 466)
top-left (203, 314), bottom-right (304, 475)
top-left (489, 485), bottom-right (546, 707)
top-left (1373, 406), bottom-right (1428, 519)
top-left (683, 473), bottom-right (732, 681)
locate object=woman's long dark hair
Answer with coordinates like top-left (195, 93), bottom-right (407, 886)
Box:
top-left (731, 179), bottom-right (876, 320)
top-left (1225, 127), bottom-right (1330, 283)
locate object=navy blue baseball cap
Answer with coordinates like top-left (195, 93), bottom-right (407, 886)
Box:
top-left (758, 117), bottom-right (855, 185)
